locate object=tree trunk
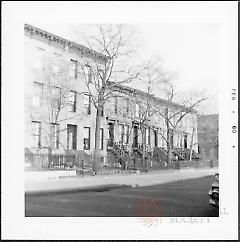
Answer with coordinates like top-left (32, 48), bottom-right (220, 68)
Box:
top-left (167, 142), bottom-right (172, 164)
top-left (189, 127), bottom-right (194, 162)
top-left (47, 147), bottom-right (52, 168)
top-left (93, 106), bottom-right (101, 173)
top-left (189, 149), bottom-right (193, 162)
top-left (142, 130), bottom-right (146, 170)
top-left (166, 120), bottom-right (172, 164)
top-left (48, 126), bottom-right (53, 168)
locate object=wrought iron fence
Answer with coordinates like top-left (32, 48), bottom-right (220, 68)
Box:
top-left (25, 153), bottom-right (218, 173)
top-left (25, 153), bottom-right (92, 172)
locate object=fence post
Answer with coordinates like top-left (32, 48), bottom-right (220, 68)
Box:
top-left (81, 158), bottom-right (84, 176)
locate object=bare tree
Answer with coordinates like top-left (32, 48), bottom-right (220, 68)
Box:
top-left (156, 72), bottom-right (207, 164)
top-left (27, 53), bottom-right (86, 164)
top-left (114, 60), bottom-right (164, 169)
top-left (73, 24), bottom-right (143, 173)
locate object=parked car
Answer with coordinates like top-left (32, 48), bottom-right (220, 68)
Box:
top-left (209, 173), bottom-right (219, 207)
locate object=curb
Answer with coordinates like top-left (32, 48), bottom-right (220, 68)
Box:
top-left (25, 168), bottom-right (218, 196)
top-left (25, 184), bottom-right (131, 197)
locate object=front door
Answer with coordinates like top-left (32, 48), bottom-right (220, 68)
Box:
top-left (170, 130), bottom-right (174, 148)
top-left (133, 125), bottom-right (138, 148)
top-left (108, 123), bottom-right (114, 148)
top-left (184, 134), bottom-right (188, 149)
top-left (67, 124), bottom-right (77, 150)
top-left (154, 130), bottom-right (158, 147)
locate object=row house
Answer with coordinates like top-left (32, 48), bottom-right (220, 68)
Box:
top-left (104, 84), bottom-right (198, 157)
top-left (24, 24), bottom-right (109, 160)
top-left (24, 24), bottom-right (198, 165)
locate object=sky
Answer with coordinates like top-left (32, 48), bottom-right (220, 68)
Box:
top-left (135, 24), bottom-right (219, 114)
top-left (136, 24), bottom-right (219, 91)
top-left (27, 22), bottom-right (219, 114)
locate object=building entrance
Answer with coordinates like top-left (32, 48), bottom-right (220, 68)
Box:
top-left (184, 134), bottom-right (188, 149)
top-left (154, 130), bottom-right (158, 147)
top-left (107, 123), bottom-right (114, 148)
top-left (133, 125), bottom-right (138, 148)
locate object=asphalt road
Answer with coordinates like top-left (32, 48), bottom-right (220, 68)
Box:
top-left (25, 176), bottom-right (219, 217)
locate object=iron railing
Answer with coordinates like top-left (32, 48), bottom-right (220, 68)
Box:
top-left (25, 153), bottom-right (92, 172)
top-left (25, 152), bottom-right (218, 173)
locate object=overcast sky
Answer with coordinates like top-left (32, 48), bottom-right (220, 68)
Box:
top-left (135, 24), bottom-right (219, 114)
top-left (136, 24), bottom-right (219, 91)
top-left (28, 22), bottom-right (219, 114)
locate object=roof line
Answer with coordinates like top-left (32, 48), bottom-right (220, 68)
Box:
top-left (109, 82), bottom-right (197, 113)
top-left (24, 24), bottom-right (109, 61)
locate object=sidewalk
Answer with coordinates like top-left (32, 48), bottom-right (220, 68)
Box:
top-left (25, 167), bottom-right (218, 196)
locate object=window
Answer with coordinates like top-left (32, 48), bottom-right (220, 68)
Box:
top-left (184, 134), bottom-right (188, 149)
top-left (32, 82), bottom-right (43, 107)
top-left (31, 121), bottom-right (41, 148)
top-left (170, 130), bottom-right (174, 148)
top-left (52, 86), bottom-right (61, 109)
top-left (119, 124), bottom-right (124, 143)
top-left (68, 91), bottom-right (77, 112)
top-left (70, 59), bottom-right (78, 79)
top-left (179, 119), bottom-right (182, 128)
top-left (135, 103), bottom-right (140, 117)
top-left (124, 125), bottom-right (130, 144)
top-left (85, 65), bottom-right (92, 83)
top-left (52, 53), bottom-right (60, 73)
top-left (184, 118), bottom-right (188, 129)
top-left (129, 101), bottom-right (133, 117)
top-left (154, 129), bottom-right (158, 147)
top-left (99, 128), bottom-right (104, 150)
top-left (145, 127), bottom-right (150, 145)
top-left (67, 124), bottom-right (77, 150)
top-left (97, 69), bottom-right (103, 86)
top-left (178, 134), bottom-right (181, 148)
top-left (180, 134), bottom-right (183, 148)
top-left (114, 97), bottom-right (118, 114)
top-left (84, 127), bottom-right (90, 150)
top-left (83, 94), bottom-right (91, 115)
top-left (33, 47), bottom-right (44, 70)
top-left (125, 99), bottom-right (130, 115)
top-left (51, 123), bottom-right (59, 149)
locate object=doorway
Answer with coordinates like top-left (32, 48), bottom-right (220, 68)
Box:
top-left (170, 130), bottom-right (174, 148)
top-left (184, 134), bottom-right (188, 149)
top-left (107, 123), bottom-right (114, 148)
top-left (154, 130), bottom-right (158, 147)
top-left (133, 125), bottom-right (138, 148)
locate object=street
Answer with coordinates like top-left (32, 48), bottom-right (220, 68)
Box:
top-left (25, 176), bottom-right (218, 217)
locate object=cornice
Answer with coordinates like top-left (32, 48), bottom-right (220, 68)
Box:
top-left (24, 24), bottom-right (109, 62)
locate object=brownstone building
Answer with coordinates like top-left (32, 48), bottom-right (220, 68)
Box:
top-left (24, 24), bottom-right (199, 169)
top-left (197, 114), bottom-right (219, 160)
